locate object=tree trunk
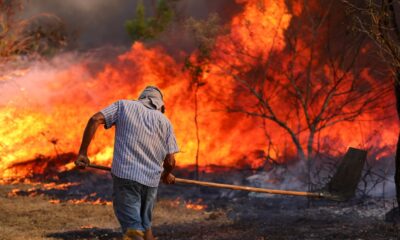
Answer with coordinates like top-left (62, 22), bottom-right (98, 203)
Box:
top-left (396, 132), bottom-right (400, 206)
top-left (394, 70), bottom-right (400, 207)
top-left (307, 130), bottom-right (315, 192)
top-left (194, 84), bottom-right (200, 180)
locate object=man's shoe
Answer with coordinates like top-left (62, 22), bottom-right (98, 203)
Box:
top-left (123, 229), bottom-right (145, 240)
top-left (144, 228), bottom-right (157, 240)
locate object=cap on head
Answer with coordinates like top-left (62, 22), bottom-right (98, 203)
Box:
top-left (138, 86), bottom-right (165, 112)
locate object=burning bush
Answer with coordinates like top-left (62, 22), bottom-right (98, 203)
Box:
top-left (0, 0), bottom-right (69, 59)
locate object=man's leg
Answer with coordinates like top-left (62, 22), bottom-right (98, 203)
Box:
top-left (112, 175), bottom-right (145, 236)
top-left (141, 186), bottom-right (158, 240)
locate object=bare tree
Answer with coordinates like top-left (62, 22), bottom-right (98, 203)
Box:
top-left (184, 14), bottom-right (222, 180)
top-left (343, 0), bottom-right (400, 211)
top-left (0, 0), bottom-right (69, 59)
top-left (214, 0), bottom-right (391, 189)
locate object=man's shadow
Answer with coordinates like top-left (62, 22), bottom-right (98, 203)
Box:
top-left (46, 228), bottom-right (121, 240)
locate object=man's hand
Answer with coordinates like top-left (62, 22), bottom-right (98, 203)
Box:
top-left (75, 154), bottom-right (90, 168)
top-left (161, 172), bottom-right (175, 184)
top-left (161, 154), bottom-right (175, 184)
top-left (76, 112), bottom-right (105, 169)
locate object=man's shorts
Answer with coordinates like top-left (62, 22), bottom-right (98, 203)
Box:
top-left (112, 174), bottom-right (158, 233)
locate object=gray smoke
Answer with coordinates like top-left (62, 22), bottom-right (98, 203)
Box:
top-left (20, 0), bottom-right (241, 51)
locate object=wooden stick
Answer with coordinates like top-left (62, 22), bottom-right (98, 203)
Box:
top-left (87, 164), bottom-right (323, 198)
top-left (174, 178), bottom-right (323, 197)
top-left (88, 164), bottom-right (111, 171)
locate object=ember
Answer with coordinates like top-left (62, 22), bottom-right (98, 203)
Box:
top-left (168, 197), bottom-right (207, 211)
top-left (185, 199), bottom-right (206, 211)
top-left (67, 198), bottom-right (112, 206)
top-left (7, 182), bottom-right (80, 196)
top-left (48, 199), bottom-right (60, 204)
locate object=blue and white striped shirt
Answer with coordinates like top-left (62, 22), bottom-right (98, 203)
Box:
top-left (100, 100), bottom-right (179, 187)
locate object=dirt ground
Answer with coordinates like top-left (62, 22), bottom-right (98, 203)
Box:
top-left (0, 182), bottom-right (227, 240)
top-left (1, 180), bottom-right (400, 240)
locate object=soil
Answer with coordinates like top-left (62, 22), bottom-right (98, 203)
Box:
top-left (1, 169), bottom-right (400, 240)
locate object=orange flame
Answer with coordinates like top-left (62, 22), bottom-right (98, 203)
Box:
top-left (0, 0), bottom-right (397, 180)
top-left (185, 199), bottom-right (206, 211)
top-left (167, 197), bottom-right (206, 211)
top-left (49, 199), bottom-right (60, 204)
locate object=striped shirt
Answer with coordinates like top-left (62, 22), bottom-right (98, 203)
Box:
top-left (100, 100), bottom-right (179, 187)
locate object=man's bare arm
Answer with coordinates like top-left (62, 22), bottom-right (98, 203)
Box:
top-left (161, 153), bottom-right (176, 184)
top-left (163, 153), bottom-right (176, 173)
top-left (75, 112), bottom-right (106, 168)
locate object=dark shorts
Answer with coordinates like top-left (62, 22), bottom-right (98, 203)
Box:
top-left (112, 174), bottom-right (158, 232)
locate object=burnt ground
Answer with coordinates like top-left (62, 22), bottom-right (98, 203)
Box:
top-left (1, 168), bottom-right (400, 240)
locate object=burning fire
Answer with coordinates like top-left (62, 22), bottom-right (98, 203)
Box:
top-left (168, 197), bottom-right (206, 211)
top-left (185, 199), bottom-right (207, 211)
top-left (8, 182), bottom-right (80, 197)
top-left (0, 0), bottom-right (397, 180)
top-left (66, 198), bottom-right (112, 206)
top-left (8, 182), bottom-right (112, 205)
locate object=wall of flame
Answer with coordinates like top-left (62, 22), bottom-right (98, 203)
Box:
top-left (0, 0), bottom-right (397, 180)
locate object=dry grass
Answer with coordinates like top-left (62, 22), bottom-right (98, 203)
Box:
top-left (2, 182), bottom-right (399, 240)
top-left (0, 184), bottom-right (117, 239)
top-left (0, 183), bottom-right (223, 240)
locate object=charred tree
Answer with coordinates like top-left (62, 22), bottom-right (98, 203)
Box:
top-left (213, 0), bottom-right (390, 190)
top-left (395, 70), bottom-right (400, 205)
top-left (344, 0), bottom-right (400, 212)
top-left (184, 14), bottom-right (222, 180)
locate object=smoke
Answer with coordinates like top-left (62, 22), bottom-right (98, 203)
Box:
top-left (20, 0), bottom-right (137, 49)
top-left (20, 0), bottom-right (241, 51)
top-left (0, 47), bottom-right (123, 107)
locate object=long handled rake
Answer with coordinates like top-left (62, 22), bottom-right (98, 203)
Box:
top-left (87, 147), bottom-right (367, 201)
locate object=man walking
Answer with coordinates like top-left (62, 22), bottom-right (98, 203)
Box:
top-left (75, 86), bottom-right (179, 240)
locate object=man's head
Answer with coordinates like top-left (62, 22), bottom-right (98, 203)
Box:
top-left (138, 86), bottom-right (165, 113)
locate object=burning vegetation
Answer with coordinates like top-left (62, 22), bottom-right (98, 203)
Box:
top-left (0, 0), bottom-right (397, 181)
top-left (1, 0), bottom-right (400, 239)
